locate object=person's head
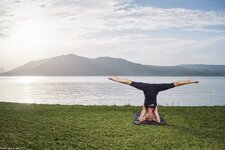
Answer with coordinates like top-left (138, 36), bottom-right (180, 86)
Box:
top-left (146, 111), bottom-right (156, 121)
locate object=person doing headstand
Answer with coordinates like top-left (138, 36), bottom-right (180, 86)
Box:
top-left (108, 76), bottom-right (199, 123)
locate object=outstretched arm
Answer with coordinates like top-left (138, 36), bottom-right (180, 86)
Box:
top-left (154, 106), bottom-right (160, 123)
top-left (108, 76), bottom-right (132, 85)
top-left (139, 106), bottom-right (147, 122)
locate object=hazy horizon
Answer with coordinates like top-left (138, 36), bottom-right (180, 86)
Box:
top-left (2, 53), bottom-right (225, 72)
top-left (1, 0), bottom-right (225, 70)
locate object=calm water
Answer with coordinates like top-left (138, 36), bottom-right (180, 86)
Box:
top-left (0, 76), bottom-right (224, 106)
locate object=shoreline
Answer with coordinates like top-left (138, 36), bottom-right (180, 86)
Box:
top-left (0, 101), bottom-right (224, 107)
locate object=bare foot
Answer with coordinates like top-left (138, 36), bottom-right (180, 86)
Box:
top-left (108, 76), bottom-right (118, 82)
top-left (188, 79), bottom-right (199, 84)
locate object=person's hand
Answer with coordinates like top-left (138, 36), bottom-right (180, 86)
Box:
top-left (139, 116), bottom-right (146, 122)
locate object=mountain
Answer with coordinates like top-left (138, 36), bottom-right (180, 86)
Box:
top-left (1, 54), bottom-right (225, 76)
top-left (178, 64), bottom-right (225, 75)
top-left (0, 66), bottom-right (4, 73)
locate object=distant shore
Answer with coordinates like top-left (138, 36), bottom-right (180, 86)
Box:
top-left (0, 102), bottom-right (224, 149)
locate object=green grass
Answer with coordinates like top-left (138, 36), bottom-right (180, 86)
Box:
top-left (0, 102), bottom-right (225, 150)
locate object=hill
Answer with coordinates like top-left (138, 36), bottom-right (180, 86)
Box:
top-left (0, 66), bottom-right (5, 73)
top-left (1, 54), bottom-right (225, 76)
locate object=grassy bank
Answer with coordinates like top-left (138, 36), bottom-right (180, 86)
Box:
top-left (0, 102), bottom-right (224, 150)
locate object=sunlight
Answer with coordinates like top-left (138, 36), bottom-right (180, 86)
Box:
top-left (9, 20), bottom-right (53, 54)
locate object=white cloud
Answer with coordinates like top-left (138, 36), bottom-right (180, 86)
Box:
top-left (1, 0), bottom-right (225, 37)
top-left (0, 0), bottom-right (225, 69)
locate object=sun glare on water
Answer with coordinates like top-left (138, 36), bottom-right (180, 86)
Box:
top-left (15, 76), bottom-right (45, 84)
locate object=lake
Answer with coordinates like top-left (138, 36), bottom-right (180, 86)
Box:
top-left (0, 76), bottom-right (224, 106)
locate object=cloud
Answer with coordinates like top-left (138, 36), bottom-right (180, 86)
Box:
top-left (0, 0), bottom-right (225, 69)
top-left (1, 0), bottom-right (225, 37)
top-left (49, 1), bottom-right (225, 37)
top-left (0, 32), bottom-right (8, 38)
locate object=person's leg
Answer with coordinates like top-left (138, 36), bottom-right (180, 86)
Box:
top-left (109, 76), bottom-right (152, 122)
top-left (155, 83), bottom-right (175, 92)
top-left (109, 76), bottom-right (150, 92)
top-left (155, 79), bottom-right (199, 92)
top-left (108, 76), bottom-right (132, 85)
top-left (174, 79), bottom-right (199, 87)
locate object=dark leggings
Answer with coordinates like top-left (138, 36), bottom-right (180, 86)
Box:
top-left (130, 81), bottom-right (175, 109)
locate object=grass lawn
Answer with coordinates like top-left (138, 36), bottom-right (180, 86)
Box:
top-left (0, 102), bottom-right (225, 150)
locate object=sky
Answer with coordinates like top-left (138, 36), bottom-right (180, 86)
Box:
top-left (0, 0), bottom-right (225, 71)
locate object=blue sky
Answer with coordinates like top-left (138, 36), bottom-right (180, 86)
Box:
top-left (136, 0), bottom-right (225, 10)
top-left (0, 0), bottom-right (225, 70)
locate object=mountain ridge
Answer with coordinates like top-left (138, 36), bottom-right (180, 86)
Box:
top-left (1, 54), bottom-right (225, 76)
top-left (0, 66), bottom-right (4, 73)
